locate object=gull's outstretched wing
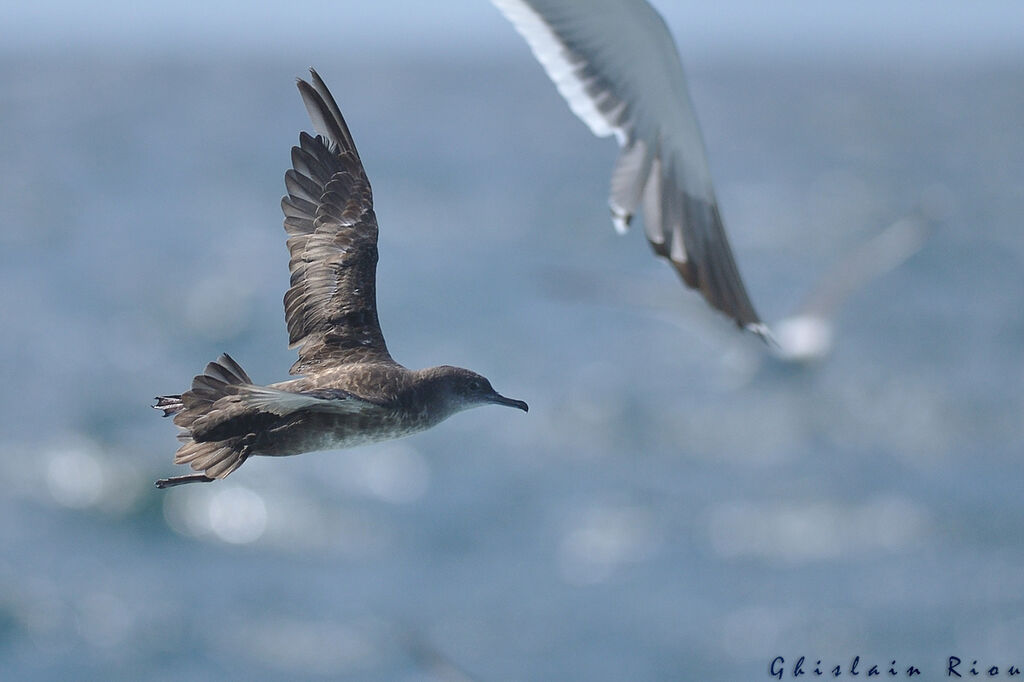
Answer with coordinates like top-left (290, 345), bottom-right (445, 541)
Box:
top-left (774, 213), bottom-right (934, 363)
top-left (796, 214), bottom-right (933, 321)
top-left (491, 0), bottom-right (766, 336)
top-left (282, 69), bottom-right (393, 374)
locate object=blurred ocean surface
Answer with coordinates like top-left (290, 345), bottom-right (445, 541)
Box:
top-left (1, 44), bottom-right (1023, 681)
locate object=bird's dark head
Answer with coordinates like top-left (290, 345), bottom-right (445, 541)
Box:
top-left (425, 366), bottom-right (528, 415)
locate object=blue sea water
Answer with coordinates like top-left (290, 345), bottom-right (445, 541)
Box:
top-left (0, 46), bottom-right (1022, 680)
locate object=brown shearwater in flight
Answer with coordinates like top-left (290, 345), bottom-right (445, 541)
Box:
top-left (153, 69), bottom-right (528, 488)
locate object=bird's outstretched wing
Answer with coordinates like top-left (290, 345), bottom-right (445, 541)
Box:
top-left (282, 69), bottom-right (393, 374)
top-left (795, 214), bottom-right (933, 321)
top-left (772, 213), bottom-right (934, 363)
top-left (492, 0), bottom-right (766, 336)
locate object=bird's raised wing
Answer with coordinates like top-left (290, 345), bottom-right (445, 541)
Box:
top-left (282, 69), bottom-right (393, 375)
top-left (492, 0), bottom-right (767, 336)
top-left (796, 214), bottom-right (933, 320)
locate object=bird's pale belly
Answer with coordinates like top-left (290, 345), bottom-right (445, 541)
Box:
top-left (250, 408), bottom-right (437, 457)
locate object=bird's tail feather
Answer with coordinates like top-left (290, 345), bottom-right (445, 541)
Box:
top-left (153, 353), bottom-right (254, 483)
top-left (172, 437), bottom-right (247, 479)
top-left (169, 353), bottom-right (252, 433)
top-left (154, 395), bottom-right (183, 417)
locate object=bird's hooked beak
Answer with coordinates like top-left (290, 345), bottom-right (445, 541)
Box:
top-left (489, 391), bottom-right (529, 412)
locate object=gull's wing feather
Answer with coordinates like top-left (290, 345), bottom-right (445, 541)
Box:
top-left (492, 0), bottom-right (765, 335)
top-left (796, 214), bottom-right (933, 319)
top-left (283, 69), bottom-right (393, 374)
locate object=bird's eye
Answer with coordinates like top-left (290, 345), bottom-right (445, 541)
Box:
top-left (469, 380), bottom-right (483, 392)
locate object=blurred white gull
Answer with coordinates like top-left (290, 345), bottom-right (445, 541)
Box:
top-left (491, 0), bottom-right (769, 338)
top-left (537, 211), bottom-right (935, 366)
top-left (773, 212), bottom-right (933, 363)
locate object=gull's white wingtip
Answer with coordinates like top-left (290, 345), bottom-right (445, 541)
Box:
top-left (610, 207), bottom-right (632, 235)
top-left (745, 322), bottom-right (778, 348)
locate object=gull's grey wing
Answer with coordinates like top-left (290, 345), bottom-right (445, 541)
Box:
top-left (772, 213), bottom-right (933, 363)
top-left (795, 214), bottom-right (933, 319)
top-left (491, 0), bottom-right (766, 335)
top-left (282, 69), bottom-right (393, 375)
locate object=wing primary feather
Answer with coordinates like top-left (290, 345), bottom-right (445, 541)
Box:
top-left (608, 138), bottom-right (652, 234)
top-left (284, 169), bottom-right (322, 204)
top-left (297, 68), bottom-right (361, 158)
top-left (296, 80), bottom-right (346, 153)
top-left (309, 69), bottom-right (359, 153)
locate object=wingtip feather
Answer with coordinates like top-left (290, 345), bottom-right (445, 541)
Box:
top-left (745, 322), bottom-right (777, 347)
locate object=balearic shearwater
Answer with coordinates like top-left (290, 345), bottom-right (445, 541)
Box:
top-left (153, 70), bottom-right (528, 488)
top-left (491, 0), bottom-right (769, 338)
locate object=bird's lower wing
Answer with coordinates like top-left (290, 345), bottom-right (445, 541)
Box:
top-left (238, 385), bottom-right (380, 416)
